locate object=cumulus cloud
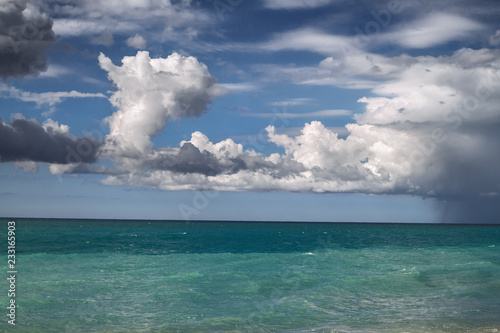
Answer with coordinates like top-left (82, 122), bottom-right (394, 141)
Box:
top-left (100, 122), bottom-right (411, 193)
top-left (0, 116), bottom-right (102, 164)
top-left (145, 133), bottom-right (282, 178)
top-left (49, 162), bottom-right (115, 175)
top-left (126, 34), bottom-right (146, 49)
top-left (98, 51), bottom-right (223, 158)
top-left (92, 48), bottom-right (500, 205)
top-left (13, 160), bottom-right (37, 173)
top-left (41, 47), bottom-right (499, 221)
top-left (0, 0), bottom-right (55, 78)
top-left (102, 131), bottom-right (307, 192)
top-left (354, 48), bottom-right (500, 125)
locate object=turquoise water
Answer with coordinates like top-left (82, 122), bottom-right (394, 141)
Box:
top-left (1, 219), bottom-right (499, 332)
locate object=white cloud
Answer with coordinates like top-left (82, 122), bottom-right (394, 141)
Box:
top-left (39, 65), bottom-right (73, 78)
top-left (0, 83), bottom-right (107, 116)
top-left (57, 0), bottom-right (201, 22)
top-left (126, 34), bottom-right (147, 49)
top-left (267, 121), bottom-right (414, 186)
top-left (206, 13), bottom-right (484, 58)
top-left (255, 46), bottom-right (500, 94)
top-left (278, 126), bottom-right (350, 138)
top-left (246, 109), bottom-right (352, 118)
top-left (262, 0), bottom-right (338, 10)
top-left (217, 82), bottom-right (258, 93)
top-left (42, 119), bottom-right (70, 135)
top-left (92, 48), bottom-right (500, 201)
top-left (198, 27), bottom-right (354, 57)
top-left (268, 98), bottom-right (312, 106)
top-left (260, 27), bottom-right (354, 55)
top-left (51, 0), bottom-right (212, 44)
top-left (379, 13), bottom-right (484, 49)
top-left (99, 121), bottom-right (413, 193)
top-left (82, 76), bottom-right (108, 86)
top-left (53, 19), bottom-right (110, 37)
top-left (252, 57), bottom-right (383, 89)
top-left (49, 163), bottom-right (79, 175)
top-left (14, 161), bottom-right (38, 173)
top-left (355, 48), bottom-right (500, 125)
top-left (489, 30), bottom-right (500, 47)
top-left (98, 51), bottom-right (224, 158)
top-left (32, 45), bottom-right (496, 215)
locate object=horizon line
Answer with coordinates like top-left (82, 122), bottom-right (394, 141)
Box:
top-left (2, 216), bottom-right (499, 226)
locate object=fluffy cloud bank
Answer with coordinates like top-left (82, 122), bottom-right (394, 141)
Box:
top-left (41, 49), bottom-right (499, 221)
top-left (91, 49), bottom-right (500, 203)
top-left (0, 0), bottom-right (55, 78)
top-left (100, 120), bottom-right (416, 194)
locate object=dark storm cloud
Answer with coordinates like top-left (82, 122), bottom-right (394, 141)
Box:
top-left (0, 0), bottom-right (55, 79)
top-left (150, 142), bottom-right (275, 176)
top-left (425, 125), bottom-right (500, 224)
top-left (0, 117), bottom-right (102, 164)
top-left (150, 142), bottom-right (244, 176)
top-left (439, 196), bottom-right (500, 224)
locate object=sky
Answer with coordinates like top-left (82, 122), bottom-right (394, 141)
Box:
top-left (1, 0), bottom-right (500, 223)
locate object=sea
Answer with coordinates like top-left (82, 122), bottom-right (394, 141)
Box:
top-left (0, 219), bottom-right (499, 333)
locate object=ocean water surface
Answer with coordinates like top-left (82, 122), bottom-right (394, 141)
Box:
top-left (1, 219), bottom-right (499, 332)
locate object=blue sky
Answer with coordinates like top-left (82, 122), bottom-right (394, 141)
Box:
top-left (1, 0), bottom-right (500, 222)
